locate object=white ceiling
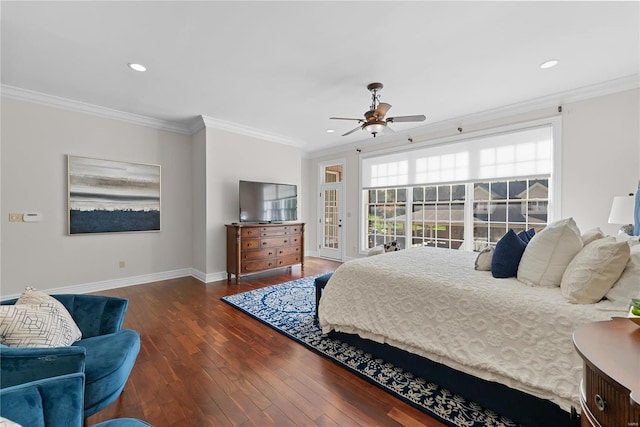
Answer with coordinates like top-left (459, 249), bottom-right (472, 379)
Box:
top-left (2, 1), bottom-right (639, 154)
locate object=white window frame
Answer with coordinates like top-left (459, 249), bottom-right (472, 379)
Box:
top-left (359, 117), bottom-right (562, 254)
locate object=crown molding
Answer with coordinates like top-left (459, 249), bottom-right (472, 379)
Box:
top-left (4, 74), bottom-right (638, 156)
top-left (198, 115), bottom-right (305, 148)
top-left (305, 74), bottom-right (640, 159)
top-left (1, 85), bottom-right (194, 135)
top-left (0, 85), bottom-right (307, 147)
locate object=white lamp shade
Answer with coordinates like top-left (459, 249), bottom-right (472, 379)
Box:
top-left (608, 195), bottom-right (635, 225)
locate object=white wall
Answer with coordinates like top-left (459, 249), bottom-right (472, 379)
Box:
top-left (306, 88), bottom-right (640, 259)
top-left (1, 98), bottom-right (194, 296)
top-left (202, 127), bottom-right (303, 277)
top-left (562, 89), bottom-right (640, 235)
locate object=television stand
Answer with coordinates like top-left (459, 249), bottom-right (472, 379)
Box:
top-left (225, 222), bottom-right (305, 283)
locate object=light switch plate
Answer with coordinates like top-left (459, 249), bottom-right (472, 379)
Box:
top-left (9, 213), bottom-right (23, 222)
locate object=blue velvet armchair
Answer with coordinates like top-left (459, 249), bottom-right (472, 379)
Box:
top-left (0, 372), bottom-right (151, 426)
top-left (0, 294), bottom-right (141, 419)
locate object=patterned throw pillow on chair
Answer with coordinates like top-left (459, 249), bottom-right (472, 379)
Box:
top-left (0, 303), bottom-right (78, 347)
top-left (0, 287), bottom-right (82, 347)
top-left (16, 287), bottom-right (82, 342)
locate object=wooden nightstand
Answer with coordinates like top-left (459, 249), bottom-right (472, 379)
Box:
top-left (573, 318), bottom-right (640, 427)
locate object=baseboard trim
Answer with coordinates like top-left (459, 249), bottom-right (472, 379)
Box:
top-left (0, 268), bottom-right (231, 300)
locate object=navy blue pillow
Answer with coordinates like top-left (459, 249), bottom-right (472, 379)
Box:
top-left (491, 229), bottom-right (528, 278)
top-left (517, 228), bottom-right (536, 244)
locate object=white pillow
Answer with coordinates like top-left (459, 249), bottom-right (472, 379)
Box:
top-left (517, 218), bottom-right (583, 287)
top-left (0, 304), bottom-right (79, 347)
top-left (580, 227), bottom-right (605, 246)
top-left (561, 237), bottom-right (630, 304)
top-left (474, 246), bottom-right (494, 271)
top-left (605, 250), bottom-right (640, 304)
top-left (368, 246), bottom-right (385, 256)
top-left (16, 287), bottom-right (82, 342)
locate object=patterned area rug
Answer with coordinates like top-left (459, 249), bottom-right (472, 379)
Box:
top-left (221, 274), bottom-right (517, 427)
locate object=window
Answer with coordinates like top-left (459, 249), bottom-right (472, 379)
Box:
top-left (472, 179), bottom-right (548, 249)
top-left (360, 119), bottom-right (559, 252)
top-left (412, 184), bottom-right (466, 249)
top-left (366, 188), bottom-right (406, 249)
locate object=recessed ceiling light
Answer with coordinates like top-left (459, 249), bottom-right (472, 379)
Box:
top-left (128, 63), bottom-right (147, 72)
top-left (540, 59), bottom-right (559, 69)
top-left (327, 129), bottom-right (335, 133)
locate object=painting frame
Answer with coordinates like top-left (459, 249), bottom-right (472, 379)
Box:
top-left (67, 155), bottom-right (161, 235)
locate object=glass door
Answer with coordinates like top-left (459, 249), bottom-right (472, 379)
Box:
top-left (318, 162), bottom-right (344, 260)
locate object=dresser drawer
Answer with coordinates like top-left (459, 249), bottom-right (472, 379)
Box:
top-left (260, 237), bottom-right (291, 248)
top-left (241, 248), bottom-right (276, 260)
top-left (288, 225), bottom-right (303, 234)
top-left (277, 246), bottom-right (300, 257)
top-left (241, 228), bottom-right (261, 238)
top-left (259, 227), bottom-right (290, 237)
top-left (243, 259), bottom-right (277, 272)
top-left (241, 239), bottom-right (260, 250)
top-left (276, 255), bottom-right (301, 267)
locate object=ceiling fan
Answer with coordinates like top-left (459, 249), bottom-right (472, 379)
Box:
top-left (330, 82), bottom-right (426, 137)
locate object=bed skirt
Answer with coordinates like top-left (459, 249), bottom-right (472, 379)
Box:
top-left (330, 330), bottom-right (580, 427)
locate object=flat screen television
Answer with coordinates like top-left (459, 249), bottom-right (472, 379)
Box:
top-left (239, 180), bottom-right (298, 223)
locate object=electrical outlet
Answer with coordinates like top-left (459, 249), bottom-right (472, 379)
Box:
top-left (119, 261), bottom-right (125, 268)
top-left (9, 213), bottom-right (23, 222)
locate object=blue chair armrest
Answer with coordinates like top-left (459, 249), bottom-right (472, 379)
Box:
top-left (0, 346), bottom-right (86, 388)
top-left (53, 295), bottom-right (129, 338)
top-left (0, 372), bottom-right (85, 427)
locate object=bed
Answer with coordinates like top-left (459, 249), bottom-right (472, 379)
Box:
top-left (318, 245), bottom-right (635, 426)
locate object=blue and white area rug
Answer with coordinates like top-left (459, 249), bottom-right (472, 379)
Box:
top-left (221, 274), bottom-right (517, 427)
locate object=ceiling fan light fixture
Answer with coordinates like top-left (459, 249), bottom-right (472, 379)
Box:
top-left (364, 121), bottom-right (386, 136)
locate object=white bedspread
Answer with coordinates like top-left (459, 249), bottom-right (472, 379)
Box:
top-left (318, 247), bottom-right (626, 411)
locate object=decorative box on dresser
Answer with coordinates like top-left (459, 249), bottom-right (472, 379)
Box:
top-left (226, 222), bottom-right (304, 282)
top-left (573, 317), bottom-right (640, 427)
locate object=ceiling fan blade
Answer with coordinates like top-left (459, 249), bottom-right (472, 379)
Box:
top-left (387, 114), bottom-right (426, 123)
top-left (342, 126), bottom-right (362, 136)
top-left (330, 117), bottom-right (363, 121)
top-left (374, 102), bottom-right (392, 119)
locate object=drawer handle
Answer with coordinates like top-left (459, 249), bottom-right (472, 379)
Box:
top-left (268, 252), bottom-right (273, 256)
top-left (262, 242), bottom-right (267, 245)
top-left (594, 394), bottom-right (606, 412)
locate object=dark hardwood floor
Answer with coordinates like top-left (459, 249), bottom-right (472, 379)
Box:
top-left (87, 257), bottom-right (446, 427)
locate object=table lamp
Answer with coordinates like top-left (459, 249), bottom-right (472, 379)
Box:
top-left (608, 194), bottom-right (635, 235)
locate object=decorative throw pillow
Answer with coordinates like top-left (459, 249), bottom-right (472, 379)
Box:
top-left (474, 246), bottom-right (494, 271)
top-left (581, 227), bottom-right (605, 246)
top-left (368, 246), bottom-right (385, 256)
top-left (16, 287), bottom-right (82, 342)
top-left (0, 304), bottom-right (79, 347)
top-left (517, 218), bottom-right (583, 287)
top-left (491, 230), bottom-right (528, 278)
top-left (517, 228), bottom-right (536, 244)
top-left (383, 240), bottom-right (401, 252)
top-left (604, 250), bottom-right (640, 304)
top-left (0, 417), bottom-right (22, 427)
top-left (561, 237), bottom-right (630, 304)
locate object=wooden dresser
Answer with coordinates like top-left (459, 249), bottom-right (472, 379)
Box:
top-left (225, 222), bottom-right (304, 282)
top-left (573, 317), bottom-right (640, 427)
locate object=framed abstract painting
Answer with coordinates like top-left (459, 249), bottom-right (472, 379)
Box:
top-left (67, 155), bottom-right (161, 234)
